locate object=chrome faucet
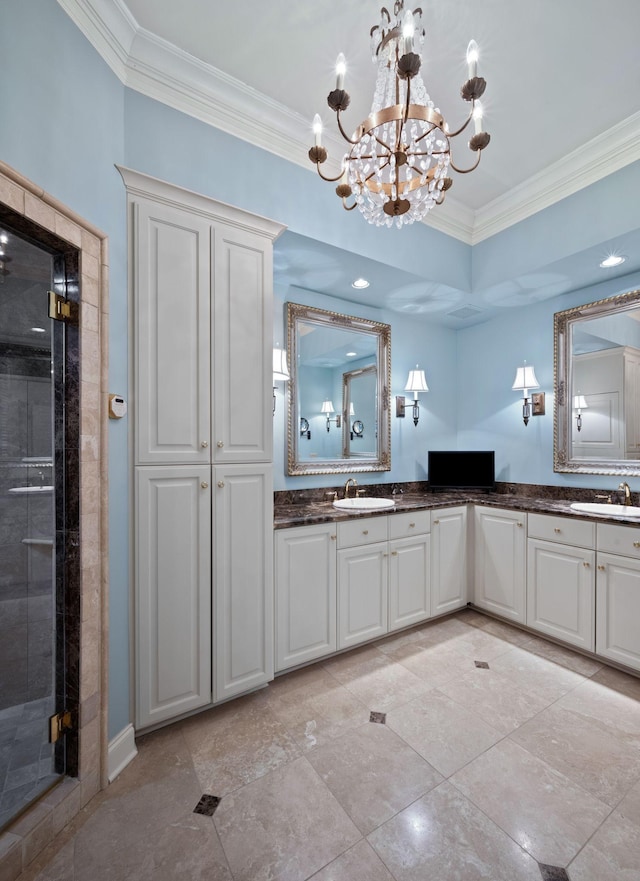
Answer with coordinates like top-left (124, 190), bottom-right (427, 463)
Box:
top-left (344, 477), bottom-right (358, 499)
top-left (619, 482), bottom-right (632, 506)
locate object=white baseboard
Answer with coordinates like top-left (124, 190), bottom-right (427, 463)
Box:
top-left (108, 723), bottom-right (138, 782)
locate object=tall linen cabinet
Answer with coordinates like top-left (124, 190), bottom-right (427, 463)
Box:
top-left (120, 168), bottom-right (285, 730)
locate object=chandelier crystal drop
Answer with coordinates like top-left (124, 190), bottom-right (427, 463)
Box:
top-left (308, 1), bottom-right (490, 228)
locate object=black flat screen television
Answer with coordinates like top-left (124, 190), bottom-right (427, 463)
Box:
top-left (428, 450), bottom-right (495, 491)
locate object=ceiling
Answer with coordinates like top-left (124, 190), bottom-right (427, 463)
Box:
top-left (62, 0), bottom-right (640, 324)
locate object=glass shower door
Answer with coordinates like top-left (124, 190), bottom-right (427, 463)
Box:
top-left (0, 225), bottom-right (65, 829)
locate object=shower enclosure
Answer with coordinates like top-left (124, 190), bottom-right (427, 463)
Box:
top-left (0, 213), bottom-right (78, 830)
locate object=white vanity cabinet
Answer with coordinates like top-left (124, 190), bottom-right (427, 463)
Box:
top-left (388, 511), bottom-right (431, 631)
top-left (526, 514), bottom-right (595, 651)
top-left (430, 506), bottom-right (468, 616)
top-left (125, 169), bottom-right (285, 730)
top-left (275, 523), bottom-right (337, 672)
top-left (596, 523), bottom-right (640, 671)
top-left (474, 506), bottom-right (526, 623)
top-left (135, 466), bottom-right (212, 729)
top-left (337, 517), bottom-right (389, 649)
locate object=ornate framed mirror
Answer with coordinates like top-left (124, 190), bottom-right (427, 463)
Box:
top-left (286, 302), bottom-right (391, 476)
top-left (554, 288), bottom-right (640, 475)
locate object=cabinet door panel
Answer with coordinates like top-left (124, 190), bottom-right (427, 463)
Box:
top-left (338, 544), bottom-right (388, 649)
top-left (136, 466), bottom-right (211, 729)
top-left (431, 506), bottom-right (468, 616)
top-left (527, 539), bottom-right (595, 650)
top-left (214, 465), bottom-right (273, 700)
top-left (596, 552), bottom-right (640, 671)
top-left (212, 227), bottom-right (273, 463)
top-left (134, 200), bottom-right (211, 464)
top-left (474, 508), bottom-right (526, 623)
top-left (275, 525), bottom-right (337, 671)
top-left (389, 535), bottom-right (430, 631)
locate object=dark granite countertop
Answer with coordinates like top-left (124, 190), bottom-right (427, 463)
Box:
top-left (274, 489), bottom-right (640, 530)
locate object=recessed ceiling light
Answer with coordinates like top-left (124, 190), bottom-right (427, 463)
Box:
top-left (600, 254), bottom-right (626, 268)
top-left (352, 277), bottom-right (370, 289)
top-left (0, 233), bottom-right (7, 244)
top-left (31, 327), bottom-right (46, 333)
top-left (346, 351), bottom-right (357, 357)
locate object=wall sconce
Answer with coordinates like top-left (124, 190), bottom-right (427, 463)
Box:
top-left (321, 399), bottom-right (341, 431)
top-left (272, 347), bottom-right (290, 415)
top-left (300, 416), bottom-right (311, 439)
top-left (512, 361), bottom-right (545, 426)
top-left (396, 365), bottom-right (429, 426)
top-left (574, 393), bottom-right (588, 432)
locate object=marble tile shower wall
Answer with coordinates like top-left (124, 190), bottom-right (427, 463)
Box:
top-left (0, 348), bottom-right (54, 712)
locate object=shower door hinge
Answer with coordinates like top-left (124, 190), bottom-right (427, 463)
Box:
top-left (48, 291), bottom-right (78, 324)
top-left (49, 709), bottom-right (73, 743)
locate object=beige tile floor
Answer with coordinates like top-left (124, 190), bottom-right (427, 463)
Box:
top-left (15, 610), bottom-right (640, 881)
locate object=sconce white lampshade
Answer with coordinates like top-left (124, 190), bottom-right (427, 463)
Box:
top-left (512, 363), bottom-right (540, 394)
top-left (321, 400), bottom-right (335, 414)
top-left (573, 394), bottom-right (588, 410)
top-left (404, 367), bottom-right (429, 394)
top-left (349, 402), bottom-right (355, 416)
top-left (272, 347), bottom-right (290, 382)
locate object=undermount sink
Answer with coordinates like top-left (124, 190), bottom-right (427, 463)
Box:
top-left (570, 502), bottom-right (640, 518)
top-left (333, 497), bottom-right (395, 511)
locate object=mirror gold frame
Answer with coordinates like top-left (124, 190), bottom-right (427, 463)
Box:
top-left (554, 288), bottom-right (640, 476)
top-left (286, 302), bottom-right (391, 476)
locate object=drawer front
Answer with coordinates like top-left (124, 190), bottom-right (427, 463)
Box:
top-left (337, 515), bottom-right (388, 548)
top-left (528, 513), bottom-right (595, 548)
top-left (388, 510), bottom-right (430, 540)
top-left (597, 522), bottom-right (640, 558)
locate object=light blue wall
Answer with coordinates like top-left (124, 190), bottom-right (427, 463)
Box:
top-left (457, 270), bottom-right (640, 495)
top-left (4, 2), bottom-right (640, 744)
top-left (1, 0), bottom-right (130, 739)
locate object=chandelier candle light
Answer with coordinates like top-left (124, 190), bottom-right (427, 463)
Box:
top-left (308, 1), bottom-right (490, 228)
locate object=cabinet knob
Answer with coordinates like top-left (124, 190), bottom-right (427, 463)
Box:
top-left (409, 522), bottom-right (415, 528)
top-left (391, 550), bottom-right (398, 556)
top-left (554, 527), bottom-right (561, 534)
top-left (217, 481), bottom-right (225, 488)
top-left (201, 482), bottom-right (209, 489)
top-left (583, 561), bottom-right (590, 568)
top-left (597, 564), bottom-right (605, 571)
top-left (217, 441), bottom-right (224, 448)
top-left (433, 519), bottom-right (440, 525)
top-left (383, 553), bottom-right (388, 557)
top-left (517, 522), bottom-right (523, 528)
top-left (201, 441), bottom-right (208, 448)
top-left (330, 534), bottom-right (336, 541)
top-left (362, 529), bottom-right (369, 535)
top-left (634, 541), bottom-right (640, 548)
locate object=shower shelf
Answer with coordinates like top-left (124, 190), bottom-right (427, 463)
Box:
top-left (8, 486), bottom-right (54, 494)
top-left (21, 538), bottom-right (54, 547)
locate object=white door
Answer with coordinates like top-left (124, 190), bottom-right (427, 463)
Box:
top-left (133, 198), bottom-right (211, 465)
top-left (135, 466), bottom-right (212, 729)
top-left (212, 226), bottom-right (273, 464)
top-left (474, 507), bottom-right (526, 623)
top-left (213, 464), bottom-right (274, 701)
top-left (338, 542), bottom-right (388, 649)
top-left (275, 524), bottom-right (337, 671)
top-left (527, 539), bottom-right (595, 650)
top-left (596, 552), bottom-right (640, 671)
top-left (431, 506), bottom-right (468, 616)
top-left (388, 535), bottom-right (430, 631)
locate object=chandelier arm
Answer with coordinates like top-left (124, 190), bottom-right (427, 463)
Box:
top-left (315, 162), bottom-right (348, 183)
top-left (446, 111), bottom-right (474, 139)
top-left (449, 151), bottom-right (482, 175)
top-left (336, 111), bottom-right (362, 146)
top-left (341, 197), bottom-right (358, 211)
top-left (413, 123), bottom-right (437, 145)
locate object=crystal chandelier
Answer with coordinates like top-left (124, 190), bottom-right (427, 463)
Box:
top-left (308, 1), bottom-right (490, 228)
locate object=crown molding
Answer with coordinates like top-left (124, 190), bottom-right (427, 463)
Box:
top-left (58, 0), bottom-right (640, 248)
top-left (472, 111), bottom-right (640, 244)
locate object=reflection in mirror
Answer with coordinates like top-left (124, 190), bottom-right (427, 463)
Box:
top-left (286, 302), bottom-right (391, 476)
top-left (554, 288), bottom-right (640, 475)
